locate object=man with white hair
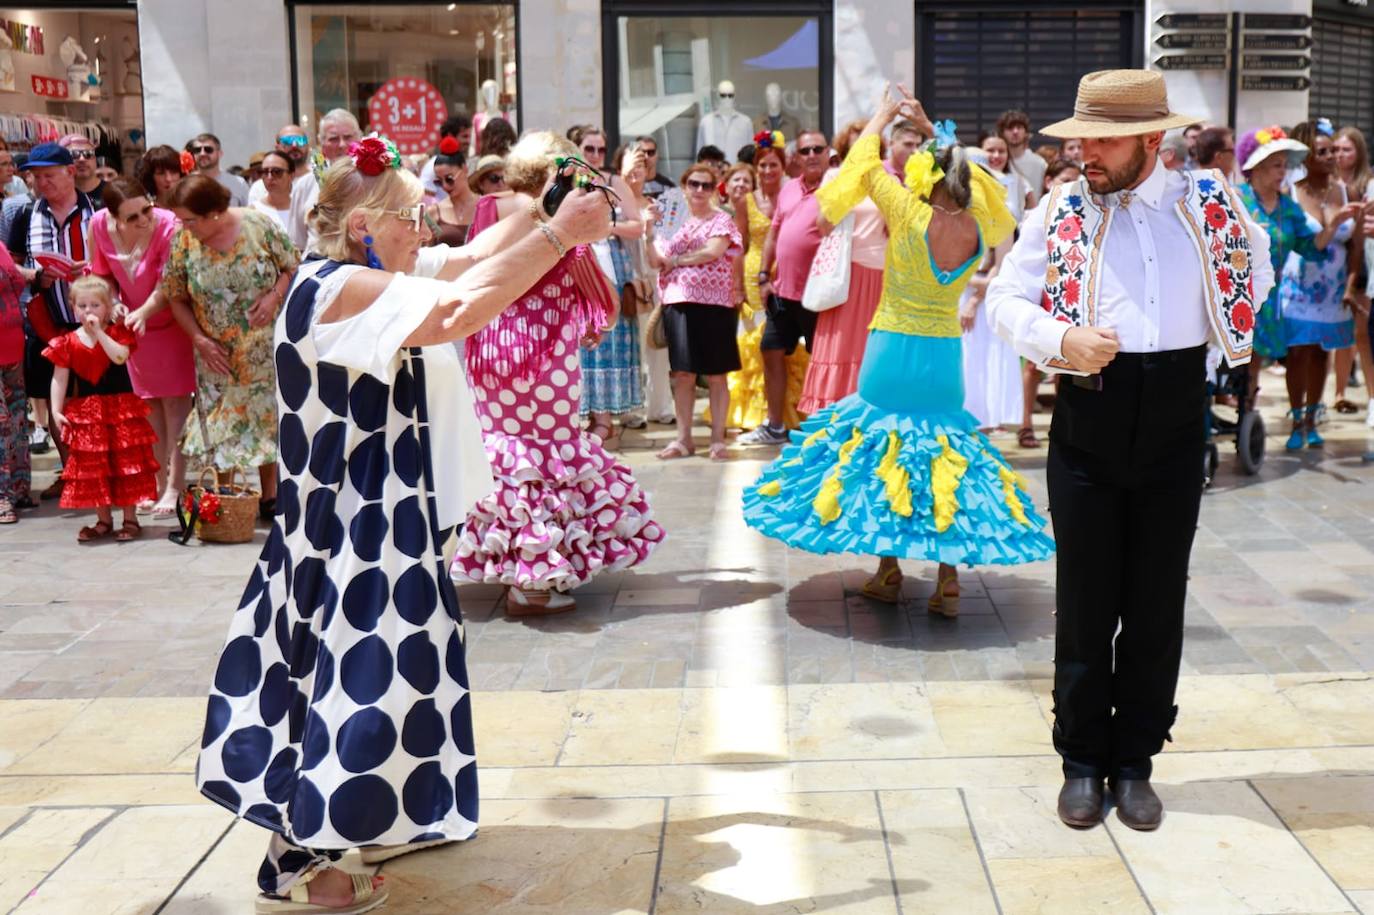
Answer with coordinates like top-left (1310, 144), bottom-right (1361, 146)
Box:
top-left (1159, 132), bottom-right (1190, 171)
top-left (315, 108), bottom-right (362, 163)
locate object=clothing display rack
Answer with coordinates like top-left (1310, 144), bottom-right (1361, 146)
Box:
top-left (0, 113), bottom-right (116, 149)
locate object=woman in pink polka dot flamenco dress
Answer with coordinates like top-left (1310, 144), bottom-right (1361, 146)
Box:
top-left (452, 170), bottom-right (664, 615)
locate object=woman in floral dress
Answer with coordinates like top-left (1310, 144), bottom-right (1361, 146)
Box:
top-left (158, 175), bottom-right (298, 515)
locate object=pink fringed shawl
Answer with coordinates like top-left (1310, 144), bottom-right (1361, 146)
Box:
top-left (465, 195), bottom-right (615, 384)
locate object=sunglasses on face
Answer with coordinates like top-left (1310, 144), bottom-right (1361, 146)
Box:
top-left (383, 206), bottom-right (425, 232)
top-left (261, 167), bottom-right (289, 178)
top-left (480, 172), bottom-right (504, 185)
top-left (278, 135), bottom-right (308, 147)
top-left (69, 149), bottom-right (95, 160)
top-left (439, 173), bottom-right (464, 186)
top-left (685, 179), bottom-right (714, 191)
top-left (640, 147), bottom-right (657, 157)
top-left (191, 145), bottom-right (216, 155)
top-left (582, 145), bottom-right (606, 155)
top-left (122, 203), bottom-right (154, 225)
top-left (798, 145), bottom-right (827, 156)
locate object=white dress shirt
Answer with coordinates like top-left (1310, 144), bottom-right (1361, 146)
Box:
top-left (986, 160), bottom-right (1274, 369)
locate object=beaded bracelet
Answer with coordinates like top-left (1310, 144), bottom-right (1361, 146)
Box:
top-left (536, 222), bottom-right (567, 257)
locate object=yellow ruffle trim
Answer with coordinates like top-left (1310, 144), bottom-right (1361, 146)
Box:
top-left (876, 430), bottom-right (913, 517)
top-left (930, 434), bottom-right (969, 533)
top-left (814, 426), bottom-right (864, 525)
top-left (986, 454), bottom-right (1032, 527)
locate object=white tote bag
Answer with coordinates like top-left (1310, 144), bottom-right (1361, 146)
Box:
top-left (801, 213), bottom-right (854, 312)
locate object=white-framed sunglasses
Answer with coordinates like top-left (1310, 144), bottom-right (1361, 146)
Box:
top-left (383, 206), bottom-right (425, 232)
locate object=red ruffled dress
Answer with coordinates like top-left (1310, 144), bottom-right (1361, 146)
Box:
top-left (42, 324), bottom-right (160, 509)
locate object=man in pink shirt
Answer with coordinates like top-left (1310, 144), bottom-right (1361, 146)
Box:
top-left (740, 129), bottom-right (830, 445)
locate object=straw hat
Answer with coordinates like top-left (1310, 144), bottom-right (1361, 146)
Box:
top-left (1041, 70), bottom-right (1198, 139)
top-left (467, 154), bottom-right (504, 192)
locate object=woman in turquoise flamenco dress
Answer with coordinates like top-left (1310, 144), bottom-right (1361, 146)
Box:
top-left (743, 86), bottom-right (1055, 614)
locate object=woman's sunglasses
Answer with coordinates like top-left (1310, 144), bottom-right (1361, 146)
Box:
top-left (260, 167), bottom-right (289, 178)
top-left (384, 206), bottom-right (426, 232)
top-left (122, 203), bottom-right (153, 225)
top-left (440, 173), bottom-right (464, 187)
top-left (685, 179), bottom-right (714, 191)
top-left (480, 172), bottom-right (505, 185)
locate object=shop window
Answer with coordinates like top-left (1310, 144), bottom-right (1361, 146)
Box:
top-left (0, 7), bottom-right (143, 173)
top-left (610, 12), bottom-right (828, 178)
top-left (1312, 16), bottom-right (1374, 138)
top-left (291, 3), bottom-right (517, 154)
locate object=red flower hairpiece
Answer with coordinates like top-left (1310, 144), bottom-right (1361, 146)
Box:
top-left (753, 129), bottom-right (785, 150)
top-left (438, 136), bottom-right (461, 156)
top-left (348, 134), bottom-right (401, 177)
top-left (179, 150), bottom-right (195, 175)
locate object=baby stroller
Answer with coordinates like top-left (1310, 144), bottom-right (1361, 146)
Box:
top-left (1204, 360), bottom-right (1265, 487)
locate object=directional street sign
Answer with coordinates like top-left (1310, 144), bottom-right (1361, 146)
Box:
top-left (1242, 13), bottom-right (1312, 30)
top-left (1242, 75), bottom-right (1312, 91)
top-left (1155, 32), bottom-right (1229, 50)
top-left (1156, 13), bottom-right (1228, 29)
top-left (1242, 54), bottom-right (1311, 71)
top-left (1242, 33), bottom-right (1313, 50)
top-left (1155, 54), bottom-right (1228, 71)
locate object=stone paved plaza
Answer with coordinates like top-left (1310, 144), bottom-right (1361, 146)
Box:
top-left (2, 383), bottom-right (1374, 914)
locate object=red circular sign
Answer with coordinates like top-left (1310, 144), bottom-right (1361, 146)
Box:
top-left (366, 78), bottom-right (448, 154)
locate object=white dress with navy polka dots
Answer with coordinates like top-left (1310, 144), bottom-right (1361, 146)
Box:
top-left (196, 258), bottom-right (480, 850)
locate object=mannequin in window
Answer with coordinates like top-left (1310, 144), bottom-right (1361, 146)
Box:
top-left (59, 36), bottom-right (92, 100)
top-left (471, 79), bottom-right (511, 155)
top-left (697, 80), bottom-right (753, 164)
top-left (754, 82), bottom-right (801, 145)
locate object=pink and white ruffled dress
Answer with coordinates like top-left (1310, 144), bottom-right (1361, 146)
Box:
top-left (451, 198), bottom-right (665, 592)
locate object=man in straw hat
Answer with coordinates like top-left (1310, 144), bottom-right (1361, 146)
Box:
top-left (986, 70), bottom-right (1275, 830)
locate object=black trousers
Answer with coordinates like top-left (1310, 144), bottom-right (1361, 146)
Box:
top-left (1046, 346), bottom-right (1207, 781)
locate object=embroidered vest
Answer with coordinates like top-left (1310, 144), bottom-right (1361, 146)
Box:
top-left (1040, 170), bottom-right (1256, 372)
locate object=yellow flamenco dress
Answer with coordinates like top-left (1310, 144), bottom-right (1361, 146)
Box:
top-left (716, 191), bottom-right (809, 431)
top-left (742, 137), bottom-right (1055, 566)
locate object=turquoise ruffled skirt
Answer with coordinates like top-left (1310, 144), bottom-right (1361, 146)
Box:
top-left (743, 331), bottom-right (1056, 567)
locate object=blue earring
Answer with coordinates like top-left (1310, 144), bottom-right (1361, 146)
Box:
top-left (362, 234), bottom-right (382, 270)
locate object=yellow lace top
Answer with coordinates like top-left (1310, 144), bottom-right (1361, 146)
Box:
top-left (741, 191), bottom-right (772, 318)
top-left (816, 135), bottom-right (1016, 338)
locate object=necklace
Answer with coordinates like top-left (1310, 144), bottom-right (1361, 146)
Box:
top-left (930, 202), bottom-right (965, 217)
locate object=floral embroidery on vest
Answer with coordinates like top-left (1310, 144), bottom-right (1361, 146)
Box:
top-left (1174, 171), bottom-right (1255, 366)
top-left (1038, 171), bottom-right (1255, 371)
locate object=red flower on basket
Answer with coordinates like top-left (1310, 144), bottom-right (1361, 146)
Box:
top-left (1204, 203), bottom-right (1228, 230)
top-left (1056, 216), bottom-right (1082, 241)
top-left (1231, 300), bottom-right (1254, 334)
top-left (183, 489), bottom-right (222, 524)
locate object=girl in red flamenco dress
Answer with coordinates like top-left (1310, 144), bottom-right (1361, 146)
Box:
top-left (44, 276), bottom-right (159, 542)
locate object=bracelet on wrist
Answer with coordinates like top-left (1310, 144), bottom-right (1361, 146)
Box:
top-left (527, 200), bottom-right (545, 224)
top-left (536, 222), bottom-right (567, 257)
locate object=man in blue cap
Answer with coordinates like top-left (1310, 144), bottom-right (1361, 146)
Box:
top-left (8, 142), bottom-right (96, 499)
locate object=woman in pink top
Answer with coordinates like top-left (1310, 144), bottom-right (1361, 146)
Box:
top-left (646, 162), bottom-right (744, 461)
top-left (801, 121), bottom-right (890, 413)
top-left (89, 178), bottom-right (194, 517)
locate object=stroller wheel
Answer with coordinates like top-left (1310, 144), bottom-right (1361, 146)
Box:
top-left (1237, 410), bottom-right (1266, 475)
top-left (1203, 442), bottom-right (1219, 488)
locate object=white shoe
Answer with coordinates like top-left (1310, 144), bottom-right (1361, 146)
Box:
top-left (1366, 408), bottom-right (1374, 429)
top-left (506, 587), bottom-right (576, 616)
top-left (737, 424), bottom-right (789, 446)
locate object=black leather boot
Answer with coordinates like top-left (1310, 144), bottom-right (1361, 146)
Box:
top-left (1057, 777), bottom-right (1105, 828)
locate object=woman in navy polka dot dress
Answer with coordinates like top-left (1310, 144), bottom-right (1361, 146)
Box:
top-left (195, 136), bottom-right (613, 914)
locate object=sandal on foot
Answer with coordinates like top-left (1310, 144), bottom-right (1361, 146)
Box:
top-left (1334, 399), bottom-right (1358, 414)
top-left (135, 498), bottom-right (156, 515)
top-left (360, 838), bottom-right (452, 865)
top-left (255, 870), bottom-right (388, 915)
top-left (1017, 427), bottom-right (1040, 448)
top-left (506, 587), bottom-right (577, 617)
top-left (77, 520), bottom-right (114, 543)
top-left (657, 440), bottom-right (694, 460)
top-left (13, 495), bottom-right (36, 510)
top-left (927, 566), bottom-right (960, 618)
top-left (861, 566), bottom-right (903, 604)
top-left (115, 519), bottom-right (141, 543)
top-left (709, 442), bottom-right (730, 462)
top-left (151, 499), bottom-right (178, 519)
top-left (0, 500), bottom-right (15, 524)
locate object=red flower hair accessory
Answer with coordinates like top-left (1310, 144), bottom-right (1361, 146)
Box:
top-left (348, 134), bottom-right (402, 177)
top-left (438, 136), bottom-right (461, 156)
top-left (179, 150), bottom-right (195, 175)
top-left (753, 129), bottom-right (785, 150)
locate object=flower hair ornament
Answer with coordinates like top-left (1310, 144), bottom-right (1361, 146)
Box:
top-left (1315, 117), bottom-right (1334, 138)
top-left (1254, 125), bottom-right (1287, 147)
top-left (438, 135), bottom-right (462, 156)
top-left (754, 129), bottom-right (785, 150)
top-left (178, 149), bottom-right (195, 175)
top-left (348, 133), bottom-right (403, 177)
top-left (930, 119), bottom-right (959, 151)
